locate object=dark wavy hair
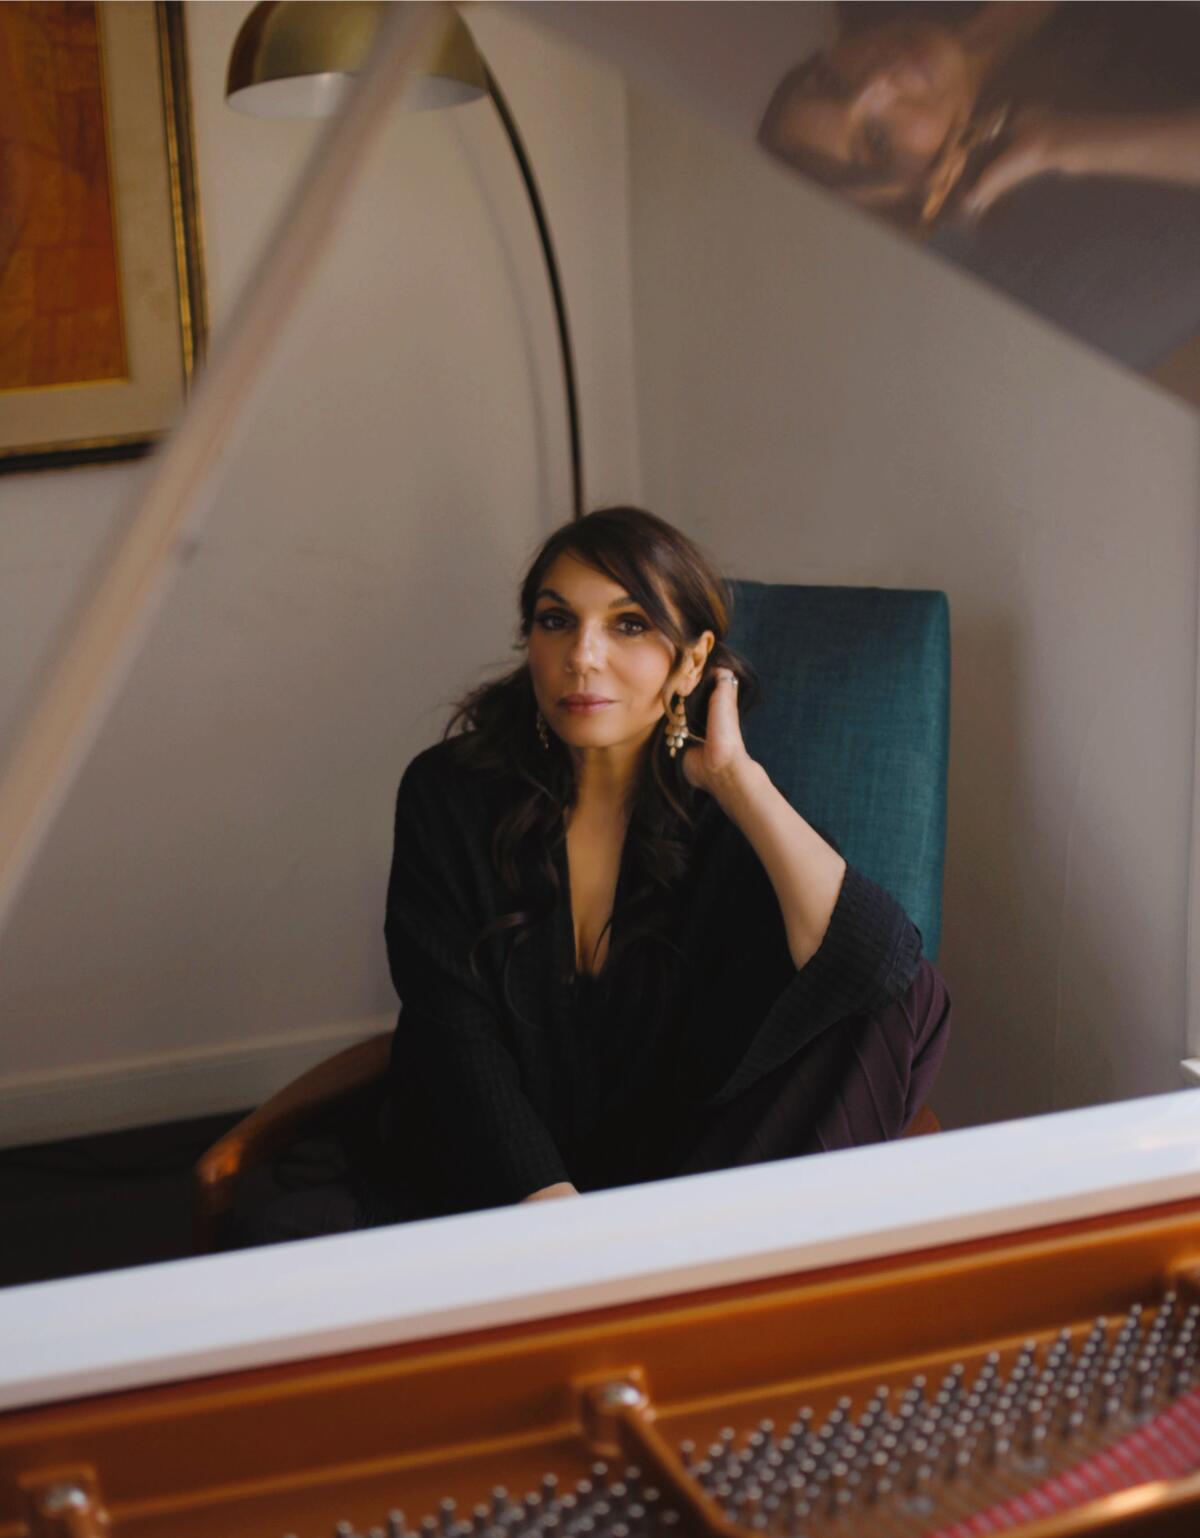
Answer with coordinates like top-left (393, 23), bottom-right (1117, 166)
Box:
top-left (443, 506), bottom-right (759, 982)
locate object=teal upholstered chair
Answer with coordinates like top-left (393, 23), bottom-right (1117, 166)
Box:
top-left (726, 582), bottom-right (950, 961)
top-left (194, 583), bottom-right (950, 1250)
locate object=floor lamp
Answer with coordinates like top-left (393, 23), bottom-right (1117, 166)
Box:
top-left (226, 0), bottom-right (584, 520)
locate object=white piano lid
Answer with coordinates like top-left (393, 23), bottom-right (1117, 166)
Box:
top-left (2, 1088), bottom-right (1200, 1413)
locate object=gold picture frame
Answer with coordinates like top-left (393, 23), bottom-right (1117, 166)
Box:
top-left (0, 0), bottom-right (207, 474)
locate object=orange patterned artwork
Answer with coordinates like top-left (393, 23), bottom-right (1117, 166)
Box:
top-left (0, 0), bottom-right (127, 393)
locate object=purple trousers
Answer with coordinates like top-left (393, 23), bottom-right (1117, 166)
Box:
top-left (674, 957), bottom-right (951, 1175)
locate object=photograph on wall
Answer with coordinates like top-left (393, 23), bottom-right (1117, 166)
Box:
top-left (755, 1), bottom-right (1200, 399)
top-left (0, 0), bottom-right (206, 473)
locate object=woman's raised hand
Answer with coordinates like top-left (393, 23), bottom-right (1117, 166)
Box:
top-left (961, 106), bottom-right (1200, 219)
top-left (680, 668), bottom-right (755, 794)
top-left (679, 666), bottom-right (846, 968)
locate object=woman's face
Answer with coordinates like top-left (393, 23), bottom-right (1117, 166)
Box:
top-left (771, 18), bottom-right (977, 201)
top-left (527, 554), bottom-right (707, 755)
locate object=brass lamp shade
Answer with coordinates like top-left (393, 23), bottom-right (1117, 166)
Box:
top-left (226, 1), bottom-right (488, 117)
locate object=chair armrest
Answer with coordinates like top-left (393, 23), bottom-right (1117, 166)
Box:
top-left (192, 1031), bottom-right (392, 1252)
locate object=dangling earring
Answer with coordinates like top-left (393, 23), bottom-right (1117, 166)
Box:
top-left (665, 694), bottom-right (689, 759)
top-left (536, 711), bottom-right (550, 751)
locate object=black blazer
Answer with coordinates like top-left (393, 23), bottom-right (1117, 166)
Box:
top-left (383, 737), bottom-right (922, 1214)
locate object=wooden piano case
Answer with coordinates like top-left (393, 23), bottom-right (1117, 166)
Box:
top-left (7, 1132), bottom-right (1200, 1538)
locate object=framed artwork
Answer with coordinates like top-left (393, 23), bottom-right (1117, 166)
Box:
top-left (756, 2), bottom-right (1200, 403)
top-left (0, 0), bottom-right (207, 474)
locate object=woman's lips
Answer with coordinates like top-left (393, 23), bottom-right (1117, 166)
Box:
top-left (561, 698), bottom-right (613, 714)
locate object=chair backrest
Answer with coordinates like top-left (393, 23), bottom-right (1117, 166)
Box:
top-left (725, 582), bottom-right (950, 961)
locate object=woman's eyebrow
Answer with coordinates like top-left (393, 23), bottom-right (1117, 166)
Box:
top-left (536, 587), bottom-right (640, 608)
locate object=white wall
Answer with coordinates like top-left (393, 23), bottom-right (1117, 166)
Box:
top-left (625, 90), bottom-right (1200, 1129)
top-left (0, 3), bottom-right (640, 1145)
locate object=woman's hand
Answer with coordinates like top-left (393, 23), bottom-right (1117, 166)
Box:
top-left (680, 669), bottom-right (757, 796)
top-left (521, 1181), bottom-right (579, 1203)
top-left (958, 107), bottom-right (1200, 219)
top-left (679, 667), bottom-right (847, 969)
top-left (958, 108), bottom-right (1064, 218)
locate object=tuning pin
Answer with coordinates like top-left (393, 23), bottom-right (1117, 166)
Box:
top-left (1098, 1386), bottom-right (1124, 1426)
top-left (902, 1373), bottom-right (928, 1404)
top-left (940, 1363), bottom-right (966, 1396)
top-left (1009, 1345), bottom-right (1039, 1397)
top-left (1021, 1416), bottom-right (1050, 1467)
top-left (975, 1350), bottom-right (1002, 1382)
top-left (789, 1407), bottom-right (814, 1438)
top-left (1170, 1341), bottom-right (1196, 1396)
top-left (1114, 1306), bottom-right (1144, 1358)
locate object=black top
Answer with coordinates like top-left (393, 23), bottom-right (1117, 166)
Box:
top-left (382, 737), bottom-right (923, 1215)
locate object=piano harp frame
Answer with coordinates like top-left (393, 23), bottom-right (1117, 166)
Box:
top-left (6, 1094), bottom-right (1200, 1538)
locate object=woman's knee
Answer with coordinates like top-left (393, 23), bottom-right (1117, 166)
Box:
top-left (902, 958), bottom-right (952, 1120)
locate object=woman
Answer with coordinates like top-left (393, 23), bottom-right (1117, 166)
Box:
top-left (232, 507), bottom-right (949, 1243)
top-left (757, 3), bottom-right (1200, 372)
top-left (375, 506), bottom-right (949, 1221)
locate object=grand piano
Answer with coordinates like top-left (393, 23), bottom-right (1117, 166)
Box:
top-left (5, 1092), bottom-right (1200, 1538)
top-left (4, 6), bottom-right (1200, 1536)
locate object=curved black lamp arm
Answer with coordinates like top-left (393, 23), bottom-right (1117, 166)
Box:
top-left (484, 65), bottom-right (583, 521)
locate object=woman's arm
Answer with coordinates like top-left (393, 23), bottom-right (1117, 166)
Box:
top-left (959, 2), bottom-right (1061, 77)
top-left (386, 754), bottom-right (574, 1208)
top-left (962, 107), bottom-right (1200, 217)
top-left (389, 949), bottom-right (574, 1209)
top-left (522, 1182), bottom-right (580, 1202)
top-left (682, 672), bottom-right (847, 971)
